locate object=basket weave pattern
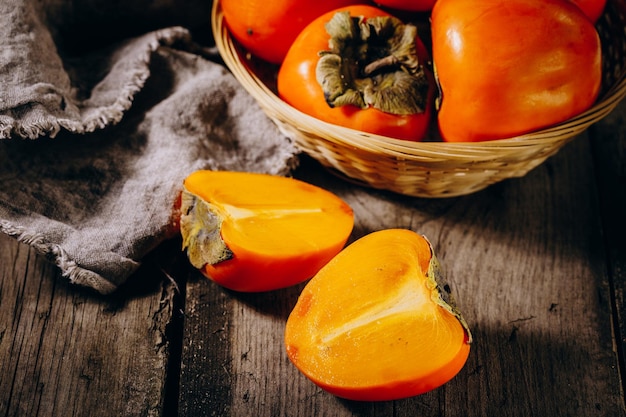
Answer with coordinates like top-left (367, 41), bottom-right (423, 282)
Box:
top-left (212, 0), bottom-right (626, 197)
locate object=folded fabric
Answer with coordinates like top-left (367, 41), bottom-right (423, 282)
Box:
top-left (0, 0), bottom-right (299, 294)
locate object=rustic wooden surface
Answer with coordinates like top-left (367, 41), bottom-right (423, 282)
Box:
top-left (1, 100), bottom-right (625, 417)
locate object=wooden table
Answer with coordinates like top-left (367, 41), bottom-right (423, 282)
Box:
top-left (2, 98), bottom-right (625, 417)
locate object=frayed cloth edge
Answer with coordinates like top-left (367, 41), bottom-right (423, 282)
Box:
top-left (79, 26), bottom-right (194, 134)
top-left (0, 26), bottom-right (194, 140)
top-left (0, 221), bottom-right (121, 295)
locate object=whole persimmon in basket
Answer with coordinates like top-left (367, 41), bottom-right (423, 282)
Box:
top-left (278, 5), bottom-right (436, 142)
top-left (432, 0), bottom-right (602, 142)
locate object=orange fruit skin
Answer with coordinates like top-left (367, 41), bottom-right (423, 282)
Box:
top-left (202, 229), bottom-right (351, 292)
top-left (373, 0), bottom-right (437, 12)
top-left (290, 339), bottom-right (470, 401)
top-left (432, 0), bottom-right (601, 142)
top-left (221, 0), bottom-right (362, 64)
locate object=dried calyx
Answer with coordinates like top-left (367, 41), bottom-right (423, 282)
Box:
top-left (425, 243), bottom-right (473, 344)
top-left (180, 188), bottom-right (233, 269)
top-left (316, 11), bottom-right (429, 115)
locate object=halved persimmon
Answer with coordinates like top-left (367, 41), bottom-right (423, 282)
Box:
top-left (179, 170), bottom-right (354, 292)
top-left (284, 229), bottom-right (472, 401)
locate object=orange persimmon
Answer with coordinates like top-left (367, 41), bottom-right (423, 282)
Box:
top-left (285, 229), bottom-right (471, 401)
top-left (277, 5), bottom-right (435, 142)
top-left (431, 0), bottom-right (601, 142)
top-left (221, 0), bottom-right (362, 64)
top-left (179, 170), bottom-right (354, 292)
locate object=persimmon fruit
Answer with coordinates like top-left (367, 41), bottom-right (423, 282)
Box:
top-left (431, 0), bottom-right (602, 142)
top-left (221, 0), bottom-right (362, 64)
top-left (278, 5), bottom-right (435, 141)
top-left (373, 0), bottom-right (437, 12)
top-left (179, 170), bottom-right (354, 292)
top-left (570, 0), bottom-right (606, 22)
top-left (285, 229), bottom-right (472, 401)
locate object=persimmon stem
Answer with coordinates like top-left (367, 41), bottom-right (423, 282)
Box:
top-left (315, 12), bottom-right (429, 115)
top-left (363, 55), bottom-right (400, 76)
top-left (180, 189), bottom-right (233, 268)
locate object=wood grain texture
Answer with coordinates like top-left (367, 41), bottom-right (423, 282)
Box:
top-left (177, 113), bottom-right (626, 417)
top-left (1, 104), bottom-right (625, 417)
top-left (0, 237), bottom-right (182, 417)
top-left (591, 98), bottom-right (626, 402)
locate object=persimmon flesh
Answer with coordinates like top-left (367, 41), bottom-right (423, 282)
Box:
top-left (285, 229), bottom-right (471, 401)
top-left (180, 170), bottom-right (354, 292)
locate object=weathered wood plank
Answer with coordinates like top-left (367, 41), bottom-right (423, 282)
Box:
top-left (0, 237), bottom-right (182, 417)
top-left (434, 134), bottom-right (621, 417)
top-left (178, 114), bottom-right (625, 417)
top-left (591, 98), bottom-right (626, 403)
top-left (179, 272), bottom-right (236, 417)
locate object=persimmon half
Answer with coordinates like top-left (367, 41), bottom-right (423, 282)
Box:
top-left (179, 170), bottom-right (354, 292)
top-left (285, 229), bottom-right (472, 401)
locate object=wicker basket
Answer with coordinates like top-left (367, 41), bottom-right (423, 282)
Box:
top-left (212, 0), bottom-right (626, 198)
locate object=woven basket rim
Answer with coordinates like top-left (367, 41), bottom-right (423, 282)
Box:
top-left (211, 0), bottom-right (626, 197)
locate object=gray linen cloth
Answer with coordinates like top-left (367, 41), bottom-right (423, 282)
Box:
top-left (0, 0), bottom-right (299, 294)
